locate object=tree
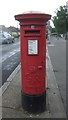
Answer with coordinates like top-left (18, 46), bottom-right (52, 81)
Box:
top-left (52, 5), bottom-right (68, 37)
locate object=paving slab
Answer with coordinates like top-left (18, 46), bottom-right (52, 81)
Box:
top-left (2, 69), bottom-right (50, 118)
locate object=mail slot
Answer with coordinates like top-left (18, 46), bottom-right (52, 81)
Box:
top-left (15, 11), bottom-right (51, 113)
top-left (25, 30), bottom-right (40, 34)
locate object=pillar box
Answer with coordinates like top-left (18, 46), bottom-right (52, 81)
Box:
top-left (14, 11), bottom-right (51, 113)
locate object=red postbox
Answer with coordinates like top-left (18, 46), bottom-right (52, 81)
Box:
top-left (15, 12), bottom-right (51, 113)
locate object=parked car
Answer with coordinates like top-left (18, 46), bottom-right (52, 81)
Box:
top-left (0, 32), bottom-right (14, 44)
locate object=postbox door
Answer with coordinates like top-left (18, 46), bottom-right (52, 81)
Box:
top-left (21, 36), bottom-right (46, 94)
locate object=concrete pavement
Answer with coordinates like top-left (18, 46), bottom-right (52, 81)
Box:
top-left (0, 46), bottom-right (66, 118)
top-left (47, 36), bottom-right (66, 110)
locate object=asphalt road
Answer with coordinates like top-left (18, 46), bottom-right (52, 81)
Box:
top-left (47, 36), bottom-right (66, 110)
top-left (0, 38), bottom-right (20, 87)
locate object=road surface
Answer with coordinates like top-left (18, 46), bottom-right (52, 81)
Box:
top-left (0, 38), bottom-right (20, 87)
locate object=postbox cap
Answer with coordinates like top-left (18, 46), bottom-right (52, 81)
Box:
top-left (15, 11), bottom-right (51, 22)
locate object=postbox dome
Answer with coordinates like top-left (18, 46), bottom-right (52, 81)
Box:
top-left (23, 11), bottom-right (45, 14)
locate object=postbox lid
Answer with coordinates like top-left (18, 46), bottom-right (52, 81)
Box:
top-left (15, 11), bottom-right (51, 22)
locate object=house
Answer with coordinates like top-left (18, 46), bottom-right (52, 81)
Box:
top-left (0, 25), bottom-right (20, 36)
top-left (0, 25), bottom-right (9, 33)
top-left (7, 26), bottom-right (20, 36)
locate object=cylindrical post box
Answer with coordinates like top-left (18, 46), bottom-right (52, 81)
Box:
top-left (15, 12), bottom-right (51, 113)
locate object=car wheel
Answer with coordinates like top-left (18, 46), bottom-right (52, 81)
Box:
top-left (7, 40), bottom-right (10, 44)
top-left (12, 41), bottom-right (14, 43)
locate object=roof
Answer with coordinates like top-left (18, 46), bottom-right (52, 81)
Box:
top-left (0, 25), bottom-right (20, 33)
top-left (7, 26), bottom-right (19, 32)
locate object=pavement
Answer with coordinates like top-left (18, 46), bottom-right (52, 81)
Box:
top-left (0, 45), bottom-right (66, 119)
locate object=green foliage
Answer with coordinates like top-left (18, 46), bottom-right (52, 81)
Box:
top-left (51, 27), bottom-right (56, 33)
top-left (52, 5), bottom-right (68, 35)
top-left (13, 34), bottom-right (20, 38)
